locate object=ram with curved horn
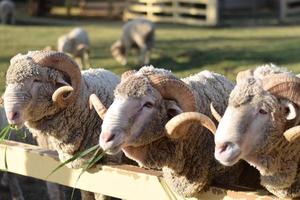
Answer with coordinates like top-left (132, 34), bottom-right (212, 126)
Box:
top-left (94, 66), bottom-right (260, 197)
top-left (214, 64), bottom-right (300, 198)
top-left (3, 50), bottom-right (122, 200)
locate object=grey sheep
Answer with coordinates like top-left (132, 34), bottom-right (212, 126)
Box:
top-left (214, 64), bottom-right (300, 198)
top-left (3, 50), bottom-right (121, 200)
top-left (91, 66), bottom-right (259, 197)
top-left (58, 27), bottom-right (91, 70)
top-left (0, 0), bottom-right (15, 24)
top-left (111, 18), bottom-right (155, 66)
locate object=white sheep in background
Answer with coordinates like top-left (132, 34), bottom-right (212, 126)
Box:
top-left (57, 27), bottom-right (91, 70)
top-left (214, 64), bottom-right (300, 198)
top-left (3, 50), bottom-right (122, 200)
top-left (90, 66), bottom-right (260, 198)
top-left (0, 0), bottom-right (15, 24)
top-left (111, 18), bottom-right (155, 66)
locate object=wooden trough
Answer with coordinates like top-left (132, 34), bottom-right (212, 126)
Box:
top-left (0, 140), bottom-right (279, 199)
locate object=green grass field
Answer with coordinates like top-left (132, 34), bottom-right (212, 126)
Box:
top-left (1, 21), bottom-right (300, 92)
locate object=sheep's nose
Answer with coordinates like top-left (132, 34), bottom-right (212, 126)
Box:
top-left (215, 142), bottom-right (235, 154)
top-left (101, 133), bottom-right (116, 143)
top-left (7, 111), bottom-right (20, 121)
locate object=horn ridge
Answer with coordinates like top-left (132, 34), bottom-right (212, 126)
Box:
top-left (148, 74), bottom-right (197, 112)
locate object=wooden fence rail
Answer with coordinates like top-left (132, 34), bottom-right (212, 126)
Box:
top-left (0, 140), bottom-right (275, 200)
top-left (280, 0), bottom-right (300, 22)
top-left (124, 0), bottom-right (219, 26)
top-left (79, 0), bottom-right (126, 18)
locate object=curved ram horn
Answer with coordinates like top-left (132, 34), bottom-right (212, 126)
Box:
top-left (165, 112), bottom-right (216, 139)
top-left (31, 50), bottom-right (82, 108)
top-left (148, 74), bottom-right (197, 112)
top-left (236, 69), bottom-right (254, 83)
top-left (121, 70), bottom-right (136, 81)
top-left (283, 126), bottom-right (300, 142)
top-left (262, 74), bottom-right (300, 106)
top-left (210, 102), bottom-right (222, 122)
top-left (89, 94), bottom-right (107, 120)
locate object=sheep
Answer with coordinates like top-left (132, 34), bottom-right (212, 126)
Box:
top-left (0, 0), bottom-right (15, 24)
top-left (214, 64), bottom-right (300, 198)
top-left (0, 105), bottom-right (68, 200)
top-left (90, 66), bottom-right (260, 198)
top-left (57, 27), bottom-right (91, 70)
top-left (0, 106), bottom-right (25, 200)
top-left (3, 50), bottom-right (122, 200)
top-left (111, 18), bottom-right (155, 66)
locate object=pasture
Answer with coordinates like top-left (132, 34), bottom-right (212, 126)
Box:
top-left (1, 21), bottom-right (300, 93)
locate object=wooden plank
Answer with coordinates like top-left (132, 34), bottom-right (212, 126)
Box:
top-left (286, 7), bottom-right (300, 14)
top-left (0, 140), bottom-right (171, 200)
top-left (128, 0), bottom-right (208, 4)
top-left (176, 17), bottom-right (208, 26)
top-left (286, 0), bottom-right (300, 3)
top-left (82, 2), bottom-right (125, 9)
top-left (0, 140), bottom-right (276, 199)
top-left (129, 4), bottom-right (206, 16)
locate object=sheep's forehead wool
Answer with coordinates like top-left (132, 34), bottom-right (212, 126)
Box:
top-left (6, 54), bottom-right (41, 84)
top-left (115, 66), bottom-right (174, 98)
top-left (229, 78), bottom-right (265, 107)
top-left (115, 75), bottom-right (150, 98)
top-left (6, 52), bottom-right (62, 84)
top-left (230, 64), bottom-right (293, 107)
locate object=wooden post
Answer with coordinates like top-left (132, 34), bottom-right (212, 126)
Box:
top-left (173, 0), bottom-right (179, 23)
top-left (147, 1), bottom-right (154, 20)
top-left (206, 0), bottom-right (219, 26)
top-left (279, 0), bottom-right (287, 22)
top-left (66, 0), bottom-right (72, 16)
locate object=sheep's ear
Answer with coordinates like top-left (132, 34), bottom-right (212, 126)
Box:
top-left (281, 100), bottom-right (298, 120)
top-left (56, 75), bottom-right (71, 87)
top-left (166, 100), bottom-right (183, 120)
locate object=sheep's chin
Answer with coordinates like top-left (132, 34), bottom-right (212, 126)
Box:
top-left (122, 145), bottom-right (148, 166)
top-left (105, 144), bottom-right (123, 155)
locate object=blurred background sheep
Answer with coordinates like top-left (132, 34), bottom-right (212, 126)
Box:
top-left (0, 0), bottom-right (15, 24)
top-left (111, 18), bottom-right (155, 66)
top-left (57, 27), bottom-right (91, 70)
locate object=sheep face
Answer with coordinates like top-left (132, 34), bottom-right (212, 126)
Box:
top-left (111, 40), bottom-right (127, 65)
top-left (100, 74), bottom-right (182, 156)
top-left (214, 78), bottom-right (294, 166)
top-left (3, 57), bottom-right (69, 128)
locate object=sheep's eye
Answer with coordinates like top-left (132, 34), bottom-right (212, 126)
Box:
top-left (143, 102), bottom-right (154, 108)
top-left (33, 79), bottom-right (41, 83)
top-left (259, 109), bottom-right (268, 115)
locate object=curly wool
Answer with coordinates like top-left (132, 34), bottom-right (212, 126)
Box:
top-left (117, 66), bottom-right (253, 197)
top-left (229, 64), bottom-right (300, 198)
top-left (6, 52), bottom-right (121, 168)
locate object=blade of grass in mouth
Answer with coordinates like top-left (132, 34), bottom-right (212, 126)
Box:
top-left (47, 144), bottom-right (100, 179)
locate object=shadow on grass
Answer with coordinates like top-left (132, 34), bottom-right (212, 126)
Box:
top-left (151, 36), bottom-right (300, 73)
